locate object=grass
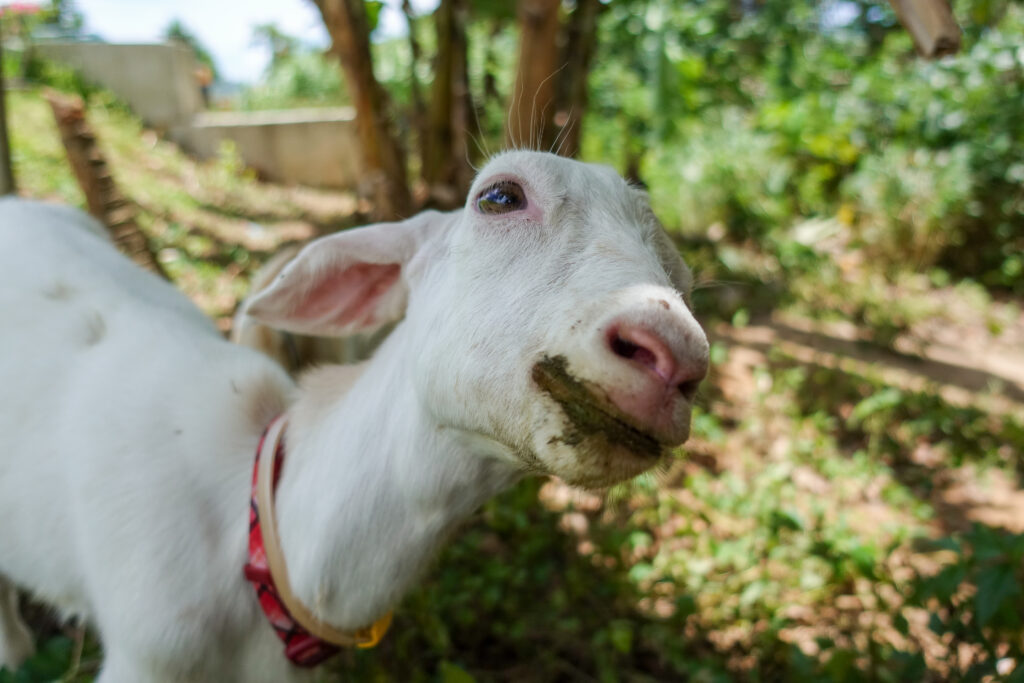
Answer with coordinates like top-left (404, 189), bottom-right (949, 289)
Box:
top-left (3, 84), bottom-right (1024, 682)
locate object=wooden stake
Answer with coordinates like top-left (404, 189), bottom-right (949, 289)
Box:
top-left (889, 0), bottom-right (961, 58)
top-left (45, 90), bottom-right (169, 279)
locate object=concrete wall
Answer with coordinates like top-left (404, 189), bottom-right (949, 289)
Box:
top-left (36, 42), bottom-right (361, 189)
top-left (36, 42), bottom-right (203, 130)
top-left (185, 108), bottom-right (361, 188)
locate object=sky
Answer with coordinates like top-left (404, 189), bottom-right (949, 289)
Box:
top-left (10, 0), bottom-right (437, 84)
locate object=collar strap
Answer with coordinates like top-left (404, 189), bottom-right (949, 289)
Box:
top-left (244, 415), bottom-right (393, 667)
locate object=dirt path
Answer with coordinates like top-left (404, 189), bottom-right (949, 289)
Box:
top-left (717, 311), bottom-right (1024, 414)
top-left (711, 308), bottom-right (1024, 534)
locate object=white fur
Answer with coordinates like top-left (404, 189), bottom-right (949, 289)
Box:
top-left (0, 152), bottom-right (708, 682)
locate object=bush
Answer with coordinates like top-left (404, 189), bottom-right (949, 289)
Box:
top-left (23, 54), bottom-right (100, 101)
top-left (843, 145), bottom-right (973, 271)
top-left (646, 112), bottom-right (793, 240)
top-left (238, 52), bottom-right (349, 111)
top-left (600, 2), bottom-right (1024, 291)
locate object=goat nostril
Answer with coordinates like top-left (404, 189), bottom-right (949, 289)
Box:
top-left (608, 325), bottom-right (676, 382)
top-left (610, 335), bottom-right (658, 369)
top-left (609, 335), bottom-right (638, 360)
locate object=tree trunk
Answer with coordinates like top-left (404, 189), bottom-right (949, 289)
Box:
top-left (552, 0), bottom-right (601, 158)
top-left (482, 20), bottom-right (502, 106)
top-left (0, 37), bottom-right (15, 195)
top-left (400, 0), bottom-right (427, 171)
top-left (313, 0), bottom-right (413, 221)
top-left (506, 0), bottom-right (561, 151)
top-left (448, 0), bottom-right (477, 197)
top-left (423, 0), bottom-right (476, 207)
top-left (423, 0), bottom-right (454, 193)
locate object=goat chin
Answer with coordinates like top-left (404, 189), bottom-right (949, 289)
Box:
top-left (0, 151), bottom-right (707, 682)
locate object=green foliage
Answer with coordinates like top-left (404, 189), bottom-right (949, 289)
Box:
top-left (843, 145), bottom-right (972, 268)
top-left (164, 19), bottom-right (219, 79)
top-left (239, 49), bottom-right (349, 111)
top-left (251, 23), bottom-right (300, 69)
top-left (910, 525), bottom-right (1024, 680)
top-left (586, 0), bottom-right (1024, 292)
top-left (5, 89), bottom-right (85, 205)
top-left (0, 0), bottom-right (84, 43)
top-left (792, 362), bottom-right (1024, 472)
top-left (0, 635), bottom-right (99, 683)
top-left (0, 637), bottom-right (73, 683)
top-left (365, 0), bottom-right (385, 34)
top-left (645, 114), bottom-right (793, 238)
top-left (44, 0), bottom-right (85, 36)
top-left (23, 56), bottom-right (99, 101)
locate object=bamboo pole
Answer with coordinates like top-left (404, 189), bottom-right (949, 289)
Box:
top-left (45, 90), bottom-right (168, 279)
top-left (889, 0), bottom-right (961, 58)
top-left (0, 35), bottom-right (15, 195)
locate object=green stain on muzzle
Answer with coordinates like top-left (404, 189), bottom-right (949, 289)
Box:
top-left (531, 354), bottom-right (663, 460)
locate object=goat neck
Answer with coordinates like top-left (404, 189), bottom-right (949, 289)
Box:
top-left (272, 332), bottom-right (522, 632)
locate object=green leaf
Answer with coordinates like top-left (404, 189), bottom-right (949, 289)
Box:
top-left (925, 564), bottom-right (968, 603)
top-left (849, 387), bottom-right (903, 425)
top-left (7, 636), bottom-right (74, 683)
top-left (739, 580), bottom-right (765, 607)
top-left (770, 508), bottom-right (805, 532)
top-left (439, 660), bottom-right (476, 683)
top-left (975, 564), bottom-right (1020, 626)
top-left (823, 647), bottom-right (857, 678)
top-left (849, 543), bottom-right (879, 579)
top-left (894, 612), bottom-right (910, 636)
top-left (675, 595), bottom-right (697, 618)
top-left (628, 531), bottom-right (653, 550)
top-left (608, 620), bottom-right (633, 655)
top-left (709, 342), bottom-right (729, 366)
top-left (365, 0), bottom-right (384, 33)
top-left (628, 562), bottom-right (655, 583)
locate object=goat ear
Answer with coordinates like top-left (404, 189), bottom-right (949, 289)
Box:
top-left (244, 212), bottom-right (446, 337)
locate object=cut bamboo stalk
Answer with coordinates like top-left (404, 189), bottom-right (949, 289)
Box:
top-left (889, 0), bottom-right (961, 58)
top-left (45, 90), bottom-right (169, 280)
top-left (0, 37), bottom-right (15, 195)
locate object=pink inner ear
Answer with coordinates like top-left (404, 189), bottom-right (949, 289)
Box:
top-left (294, 262), bottom-right (401, 327)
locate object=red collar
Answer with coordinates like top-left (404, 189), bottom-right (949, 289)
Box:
top-left (243, 416), bottom-right (392, 667)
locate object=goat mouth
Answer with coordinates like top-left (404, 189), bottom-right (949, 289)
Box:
top-left (531, 354), bottom-right (666, 460)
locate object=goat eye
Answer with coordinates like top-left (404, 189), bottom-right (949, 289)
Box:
top-left (476, 181), bottom-right (526, 215)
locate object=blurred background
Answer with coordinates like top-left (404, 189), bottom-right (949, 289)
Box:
top-left (1, 0), bottom-right (1022, 681)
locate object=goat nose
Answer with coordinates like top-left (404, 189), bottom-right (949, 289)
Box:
top-left (607, 323), bottom-right (706, 400)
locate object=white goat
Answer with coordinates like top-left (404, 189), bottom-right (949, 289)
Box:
top-left (0, 151), bottom-right (709, 682)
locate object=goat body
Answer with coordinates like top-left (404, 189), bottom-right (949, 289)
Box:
top-left (0, 152), bottom-right (708, 682)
